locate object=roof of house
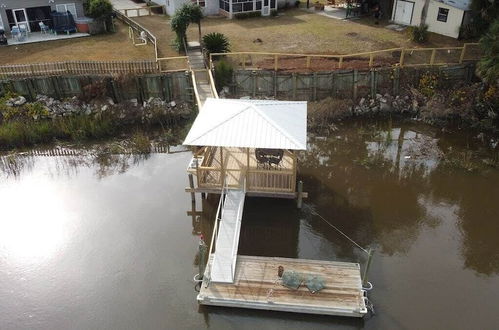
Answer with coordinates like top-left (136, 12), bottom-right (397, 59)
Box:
top-left (183, 98), bottom-right (307, 150)
top-left (434, 0), bottom-right (471, 11)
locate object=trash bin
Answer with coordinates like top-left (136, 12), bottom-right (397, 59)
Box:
top-left (75, 17), bottom-right (93, 33)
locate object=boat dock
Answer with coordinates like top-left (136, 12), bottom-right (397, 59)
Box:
top-left (184, 98), bottom-right (373, 318)
top-left (199, 255), bottom-right (368, 317)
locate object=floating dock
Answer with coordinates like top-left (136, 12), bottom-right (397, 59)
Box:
top-left (199, 255), bottom-right (368, 317)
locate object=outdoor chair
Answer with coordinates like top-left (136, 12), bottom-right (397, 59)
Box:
top-left (11, 26), bottom-right (20, 41)
top-left (18, 24), bottom-right (28, 40)
top-left (39, 22), bottom-right (50, 34)
top-left (255, 149), bottom-right (284, 169)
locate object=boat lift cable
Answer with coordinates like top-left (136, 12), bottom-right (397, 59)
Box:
top-left (303, 204), bottom-right (370, 255)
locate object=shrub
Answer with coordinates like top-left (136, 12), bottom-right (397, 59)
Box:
top-left (234, 11), bottom-right (262, 19)
top-left (308, 97), bottom-right (353, 129)
top-left (295, 0), bottom-right (301, 7)
top-left (418, 72), bottom-right (439, 98)
top-left (408, 24), bottom-right (428, 44)
top-left (214, 60), bottom-right (233, 91)
top-left (81, 79), bottom-right (108, 102)
top-left (477, 19), bottom-right (499, 84)
top-left (270, 9), bottom-right (278, 16)
top-left (202, 32), bottom-right (231, 55)
top-left (130, 131), bottom-right (151, 153)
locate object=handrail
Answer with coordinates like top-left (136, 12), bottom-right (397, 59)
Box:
top-left (207, 69), bottom-right (219, 98)
top-left (209, 43), bottom-right (481, 70)
top-left (191, 70), bottom-right (202, 108)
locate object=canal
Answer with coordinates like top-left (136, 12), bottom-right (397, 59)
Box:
top-left (1, 120), bottom-right (498, 329)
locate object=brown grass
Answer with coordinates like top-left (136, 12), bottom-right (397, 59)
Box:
top-left (0, 21), bottom-right (155, 65)
top-left (136, 9), bottom-right (463, 58)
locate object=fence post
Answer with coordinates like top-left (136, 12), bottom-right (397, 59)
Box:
top-left (369, 53), bottom-right (374, 68)
top-left (331, 71), bottom-right (336, 98)
top-left (292, 73), bottom-right (297, 100)
top-left (313, 72), bottom-right (317, 101)
top-left (273, 71), bottom-right (277, 99)
top-left (242, 54), bottom-right (246, 70)
top-left (252, 71), bottom-right (257, 98)
top-left (338, 56), bottom-right (343, 69)
top-left (352, 69), bottom-right (358, 102)
top-left (392, 67), bottom-right (400, 96)
top-left (459, 44), bottom-right (467, 64)
top-left (274, 55), bottom-right (278, 71)
top-left (306, 56), bottom-right (311, 70)
top-left (370, 69), bottom-right (376, 99)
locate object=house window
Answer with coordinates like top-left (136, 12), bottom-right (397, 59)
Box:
top-left (56, 4), bottom-right (78, 18)
top-left (219, 0), bottom-right (230, 12)
top-left (437, 7), bottom-right (449, 22)
top-left (191, 0), bottom-right (206, 8)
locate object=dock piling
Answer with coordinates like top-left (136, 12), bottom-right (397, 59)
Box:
top-left (297, 181), bottom-right (303, 209)
top-left (362, 248), bottom-right (374, 287)
top-left (188, 174), bottom-right (196, 203)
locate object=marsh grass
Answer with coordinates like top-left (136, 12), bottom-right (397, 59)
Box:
top-left (0, 116), bottom-right (116, 150)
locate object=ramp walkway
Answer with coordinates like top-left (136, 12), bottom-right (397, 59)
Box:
top-left (186, 42), bottom-right (218, 108)
top-left (211, 188), bottom-right (246, 283)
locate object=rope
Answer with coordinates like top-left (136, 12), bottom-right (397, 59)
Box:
top-left (303, 204), bottom-right (370, 255)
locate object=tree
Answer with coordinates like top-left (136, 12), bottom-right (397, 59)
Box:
top-left (469, 0), bottom-right (499, 34)
top-left (477, 19), bottom-right (499, 84)
top-left (85, 0), bottom-right (113, 19)
top-left (170, 3), bottom-right (204, 53)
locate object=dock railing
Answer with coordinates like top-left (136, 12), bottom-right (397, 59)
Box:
top-left (209, 43), bottom-right (481, 72)
top-left (196, 147), bottom-right (296, 194)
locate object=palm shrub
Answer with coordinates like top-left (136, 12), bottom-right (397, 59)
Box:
top-left (202, 32), bottom-right (230, 56)
top-left (408, 24), bottom-right (429, 44)
top-left (477, 19), bottom-right (499, 84)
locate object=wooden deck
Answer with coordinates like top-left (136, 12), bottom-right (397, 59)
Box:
top-left (199, 255), bottom-right (367, 317)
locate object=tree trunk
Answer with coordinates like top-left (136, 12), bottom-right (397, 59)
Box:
top-left (421, 0), bottom-right (431, 25)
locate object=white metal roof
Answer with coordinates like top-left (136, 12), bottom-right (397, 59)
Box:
top-left (183, 98), bottom-right (307, 150)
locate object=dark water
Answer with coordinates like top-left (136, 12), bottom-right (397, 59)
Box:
top-left (1, 121), bottom-right (498, 329)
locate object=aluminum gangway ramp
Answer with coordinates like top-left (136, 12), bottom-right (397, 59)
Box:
top-left (211, 189), bottom-right (246, 283)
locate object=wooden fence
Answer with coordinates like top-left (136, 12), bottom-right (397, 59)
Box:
top-left (0, 72), bottom-right (194, 104)
top-left (228, 63), bottom-right (476, 101)
top-left (210, 43), bottom-right (481, 72)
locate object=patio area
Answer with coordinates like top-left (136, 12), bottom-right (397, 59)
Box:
top-left (5, 32), bottom-right (90, 46)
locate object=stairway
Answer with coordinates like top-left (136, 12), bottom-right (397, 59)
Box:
top-left (186, 41), bottom-right (217, 108)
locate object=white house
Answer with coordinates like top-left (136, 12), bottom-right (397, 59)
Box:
top-left (160, 0), bottom-right (278, 18)
top-left (391, 0), bottom-right (473, 38)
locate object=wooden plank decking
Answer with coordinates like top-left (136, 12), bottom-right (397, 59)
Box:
top-left (199, 255), bottom-right (367, 317)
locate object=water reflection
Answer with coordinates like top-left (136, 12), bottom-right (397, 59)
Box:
top-left (301, 121), bottom-right (499, 274)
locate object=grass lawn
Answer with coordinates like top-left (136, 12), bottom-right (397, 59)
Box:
top-left (136, 8), bottom-right (463, 58)
top-left (0, 21), bottom-right (155, 65)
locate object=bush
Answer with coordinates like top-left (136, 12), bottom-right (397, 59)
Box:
top-left (418, 72), bottom-right (439, 98)
top-left (85, 0), bottom-right (113, 19)
top-left (234, 11), bottom-right (262, 19)
top-left (408, 24), bottom-right (429, 44)
top-left (308, 98), bottom-right (353, 129)
top-left (295, 0), bottom-right (301, 7)
top-left (271, 9), bottom-right (278, 16)
top-left (214, 60), bottom-right (233, 91)
top-left (202, 32), bottom-right (231, 55)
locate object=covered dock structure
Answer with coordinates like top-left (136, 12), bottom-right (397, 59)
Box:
top-left (183, 98), bottom-right (368, 318)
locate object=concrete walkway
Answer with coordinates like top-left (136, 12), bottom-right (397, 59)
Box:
top-left (110, 0), bottom-right (150, 17)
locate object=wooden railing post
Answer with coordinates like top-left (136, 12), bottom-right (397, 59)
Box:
top-left (399, 49), bottom-right (405, 67)
top-left (430, 49), bottom-right (436, 65)
top-left (274, 55), bottom-right (278, 71)
top-left (369, 53), bottom-right (374, 67)
top-left (338, 56), bottom-right (343, 69)
top-left (459, 44), bottom-right (467, 64)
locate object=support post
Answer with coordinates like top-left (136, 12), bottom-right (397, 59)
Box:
top-left (297, 180), bottom-right (303, 209)
top-left (362, 248), bottom-right (374, 287)
top-left (188, 174), bottom-right (196, 203)
top-left (399, 49), bottom-right (405, 67)
top-left (459, 44), bottom-right (467, 64)
top-left (430, 49), bottom-right (436, 65)
top-left (274, 55), bottom-right (279, 71)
